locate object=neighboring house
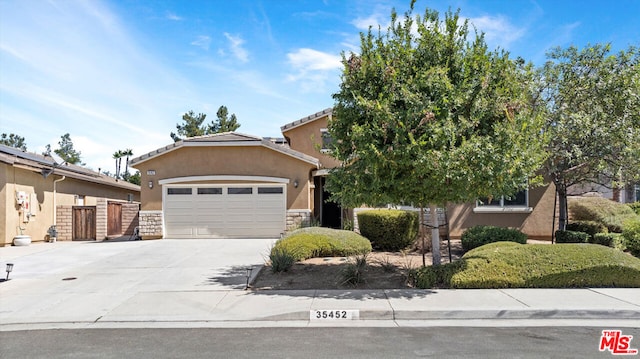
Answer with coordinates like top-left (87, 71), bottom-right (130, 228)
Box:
top-left (132, 108), bottom-right (559, 240)
top-left (1, 144), bottom-right (140, 246)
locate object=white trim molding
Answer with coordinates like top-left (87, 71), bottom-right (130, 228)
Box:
top-left (473, 207), bottom-right (533, 214)
top-left (159, 175), bottom-right (290, 185)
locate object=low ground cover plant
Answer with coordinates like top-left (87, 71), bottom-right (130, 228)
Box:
top-left (460, 225), bottom-right (527, 252)
top-left (357, 209), bottom-right (419, 251)
top-left (628, 202), bottom-right (640, 216)
top-left (415, 242), bottom-right (640, 288)
top-left (271, 227), bottom-right (371, 264)
top-left (569, 197), bottom-right (639, 232)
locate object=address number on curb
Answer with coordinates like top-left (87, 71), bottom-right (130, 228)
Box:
top-left (310, 310), bottom-right (359, 320)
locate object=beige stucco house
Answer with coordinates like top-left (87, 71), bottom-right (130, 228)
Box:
top-left (131, 108), bottom-right (557, 240)
top-left (1, 144), bottom-right (141, 246)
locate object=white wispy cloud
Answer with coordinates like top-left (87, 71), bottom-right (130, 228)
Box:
top-left (191, 35), bottom-right (211, 50)
top-left (165, 11), bottom-right (183, 21)
top-left (286, 48), bottom-right (342, 92)
top-left (468, 15), bottom-right (526, 49)
top-left (0, 0), bottom-right (194, 173)
top-left (223, 32), bottom-right (249, 63)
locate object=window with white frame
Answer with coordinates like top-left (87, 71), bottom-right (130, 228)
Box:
top-left (475, 188), bottom-right (532, 213)
top-left (320, 128), bottom-right (333, 153)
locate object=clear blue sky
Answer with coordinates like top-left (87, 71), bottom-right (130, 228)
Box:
top-left (1, 0), bottom-right (638, 174)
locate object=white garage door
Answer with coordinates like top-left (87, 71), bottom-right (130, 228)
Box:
top-left (164, 184), bottom-right (286, 238)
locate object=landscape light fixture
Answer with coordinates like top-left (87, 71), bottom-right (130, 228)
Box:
top-left (5, 263), bottom-right (14, 281)
top-left (245, 267), bottom-right (253, 290)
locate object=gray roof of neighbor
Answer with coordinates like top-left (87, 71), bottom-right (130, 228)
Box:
top-left (129, 132), bottom-right (319, 167)
top-left (280, 108), bottom-right (333, 132)
top-left (0, 144), bottom-right (140, 191)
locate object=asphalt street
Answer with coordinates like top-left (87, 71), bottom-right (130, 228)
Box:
top-left (2, 326), bottom-right (637, 359)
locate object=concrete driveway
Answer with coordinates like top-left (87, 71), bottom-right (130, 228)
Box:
top-left (0, 238), bottom-right (275, 325)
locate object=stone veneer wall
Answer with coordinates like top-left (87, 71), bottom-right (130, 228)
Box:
top-left (285, 209), bottom-right (312, 232)
top-left (139, 210), bottom-right (163, 239)
top-left (56, 206), bottom-right (72, 241)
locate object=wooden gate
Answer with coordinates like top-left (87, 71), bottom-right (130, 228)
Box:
top-left (107, 202), bottom-right (123, 236)
top-left (73, 206), bottom-right (96, 240)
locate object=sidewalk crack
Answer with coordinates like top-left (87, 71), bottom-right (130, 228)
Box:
top-left (498, 289), bottom-right (531, 308)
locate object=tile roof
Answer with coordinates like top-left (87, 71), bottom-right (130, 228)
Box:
top-left (0, 144), bottom-right (140, 191)
top-left (280, 107), bottom-right (333, 132)
top-left (129, 132), bottom-right (319, 167)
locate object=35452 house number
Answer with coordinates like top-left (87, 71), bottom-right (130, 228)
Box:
top-left (310, 310), bottom-right (359, 320)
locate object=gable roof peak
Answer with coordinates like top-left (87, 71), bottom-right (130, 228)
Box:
top-left (280, 107), bottom-right (333, 132)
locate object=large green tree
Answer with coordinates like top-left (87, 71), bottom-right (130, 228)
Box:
top-left (0, 133), bottom-right (27, 150)
top-left (327, 4), bottom-right (547, 265)
top-left (539, 44), bottom-right (640, 230)
top-left (211, 105), bottom-right (241, 133)
top-left (170, 106), bottom-right (240, 142)
top-left (54, 133), bottom-right (84, 165)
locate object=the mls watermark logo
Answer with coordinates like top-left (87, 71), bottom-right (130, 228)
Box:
top-left (599, 330), bottom-right (638, 355)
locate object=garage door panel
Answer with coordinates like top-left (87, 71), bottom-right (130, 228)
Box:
top-left (164, 184), bottom-right (285, 238)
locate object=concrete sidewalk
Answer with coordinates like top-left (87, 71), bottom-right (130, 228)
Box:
top-left (1, 240), bottom-right (639, 330)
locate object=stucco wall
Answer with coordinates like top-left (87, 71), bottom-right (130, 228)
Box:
top-left (133, 145), bottom-right (316, 212)
top-left (447, 183), bottom-right (557, 240)
top-left (282, 115), bottom-right (341, 169)
top-left (1, 163), bottom-right (140, 246)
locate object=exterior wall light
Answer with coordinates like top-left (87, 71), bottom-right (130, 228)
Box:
top-left (148, 181), bottom-right (153, 189)
top-left (293, 180), bottom-right (299, 188)
top-left (5, 263), bottom-right (13, 281)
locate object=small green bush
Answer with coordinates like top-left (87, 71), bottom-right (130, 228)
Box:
top-left (273, 227), bottom-right (371, 261)
top-left (622, 218), bottom-right (640, 257)
top-left (460, 225), bottom-right (527, 252)
top-left (628, 202), bottom-right (640, 216)
top-left (569, 197), bottom-right (639, 233)
top-left (357, 209), bottom-right (419, 251)
top-left (414, 242), bottom-right (640, 288)
top-left (555, 230), bottom-right (589, 243)
top-left (339, 254), bottom-right (368, 286)
top-left (590, 233), bottom-right (616, 247)
top-left (566, 220), bottom-right (608, 239)
top-left (269, 246), bottom-right (296, 273)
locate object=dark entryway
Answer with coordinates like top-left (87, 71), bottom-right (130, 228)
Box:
top-left (107, 202), bottom-right (123, 236)
top-left (317, 177), bottom-right (342, 229)
top-left (73, 206), bottom-right (96, 240)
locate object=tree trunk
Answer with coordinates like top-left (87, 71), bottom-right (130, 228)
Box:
top-left (430, 204), bottom-right (441, 266)
top-left (557, 183), bottom-right (568, 231)
top-left (420, 207), bottom-right (426, 267)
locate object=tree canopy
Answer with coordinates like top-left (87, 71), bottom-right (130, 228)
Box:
top-left (1, 133), bottom-right (27, 151)
top-left (539, 44), bottom-right (640, 230)
top-left (326, 5), bottom-right (548, 264)
top-left (170, 106), bottom-right (241, 142)
top-left (54, 133), bottom-right (84, 165)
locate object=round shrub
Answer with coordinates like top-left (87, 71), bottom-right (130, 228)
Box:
top-left (273, 227), bottom-right (371, 261)
top-left (628, 202), bottom-right (640, 216)
top-left (357, 209), bottom-right (419, 251)
top-left (460, 225), bottom-right (527, 252)
top-left (590, 233), bottom-right (616, 247)
top-left (622, 219), bottom-right (640, 257)
top-left (569, 197), bottom-right (639, 233)
top-left (555, 230), bottom-right (589, 243)
top-left (566, 220), bottom-right (608, 239)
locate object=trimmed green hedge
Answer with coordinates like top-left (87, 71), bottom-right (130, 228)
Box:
top-left (622, 218), bottom-right (640, 257)
top-left (357, 209), bottom-right (419, 251)
top-left (272, 227), bottom-right (372, 261)
top-left (566, 220), bottom-right (608, 238)
top-left (628, 202), bottom-right (640, 216)
top-left (569, 197), bottom-right (639, 233)
top-left (415, 242), bottom-right (640, 288)
top-left (460, 225), bottom-right (527, 252)
top-left (555, 230), bottom-right (590, 243)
